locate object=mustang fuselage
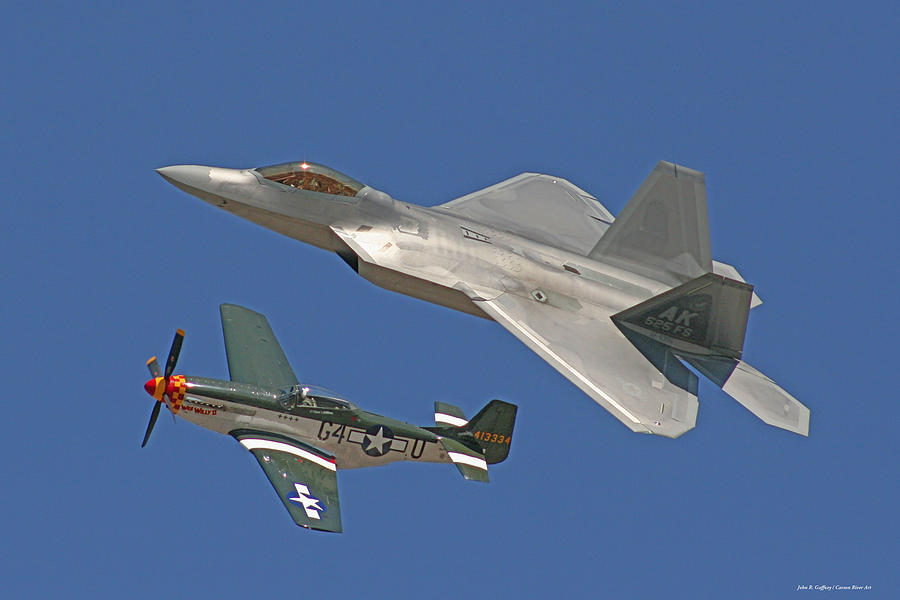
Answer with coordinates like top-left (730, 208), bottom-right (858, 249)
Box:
top-left (147, 375), bottom-right (448, 469)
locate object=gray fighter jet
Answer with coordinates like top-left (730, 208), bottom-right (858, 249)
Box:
top-left (157, 160), bottom-right (809, 438)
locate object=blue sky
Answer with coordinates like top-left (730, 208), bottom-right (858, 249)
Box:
top-left (2, 2), bottom-right (897, 598)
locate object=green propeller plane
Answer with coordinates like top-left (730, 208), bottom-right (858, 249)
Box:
top-left (141, 304), bottom-right (517, 533)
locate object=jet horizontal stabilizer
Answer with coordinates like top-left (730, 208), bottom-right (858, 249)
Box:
top-left (719, 360), bottom-right (810, 436)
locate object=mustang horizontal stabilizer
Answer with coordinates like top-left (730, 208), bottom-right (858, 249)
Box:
top-left (439, 437), bottom-right (489, 482)
top-left (612, 273), bottom-right (809, 435)
top-left (589, 161), bottom-right (712, 286)
top-left (221, 304), bottom-right (299, 389)
top-left (232, 430), bottom-right (342, 532)
top-left (434, 401), bottom-right (468, 427)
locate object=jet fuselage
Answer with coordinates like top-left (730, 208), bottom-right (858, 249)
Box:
top-left (157, 165), bottom-right (666, 321)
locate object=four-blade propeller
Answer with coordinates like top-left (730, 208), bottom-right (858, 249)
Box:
top-left (141, 329), bottom-right (184, 447)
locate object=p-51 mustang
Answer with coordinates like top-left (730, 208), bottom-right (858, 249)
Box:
top-left (157, 160), bottom-right (809, 438)
top-left (141, 304), bottom-right (516, 533)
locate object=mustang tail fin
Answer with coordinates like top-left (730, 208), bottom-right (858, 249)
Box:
top-left (589, 161), bottom-right (712, 286)
top-left (612, 274), bottom-right (809, 435)
top-left (463, 400), bottom-right (517, 465)
top-left (430, 399), bottom-right (517, 483)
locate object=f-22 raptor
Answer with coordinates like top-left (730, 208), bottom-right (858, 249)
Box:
top-left (141, 304), bottom-right (516, 532)
top-left (157, 160), bottom-right (809, 438)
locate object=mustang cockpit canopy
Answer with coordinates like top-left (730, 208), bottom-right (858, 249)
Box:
top-left (279, 384), bottom-right (358, 411)
top-left (255, 161), bottom-right (364, 197)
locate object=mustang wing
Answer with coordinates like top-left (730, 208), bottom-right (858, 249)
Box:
top-left (435, 173), bottom-right (614, 255)
top-left (232, 430), bottom-right (342, 532)
top-left (220, 304), bottom-right (299, 389)
top-left (473, 292), bottom-right (699, 438)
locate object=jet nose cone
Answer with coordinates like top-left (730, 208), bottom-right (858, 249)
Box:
top-left (155, 164), bottom-right (211, 190)
top-left (156, 165), bottom-right (257, 204)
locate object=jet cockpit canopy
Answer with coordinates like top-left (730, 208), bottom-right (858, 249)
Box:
top-left (255, 161), bottom-right (364, 197)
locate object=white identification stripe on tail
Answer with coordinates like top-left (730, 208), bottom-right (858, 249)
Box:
top-left (239, 439), bottom-right (337, 472)
top-left (435, 413), bottom-right (468, 427)
top-left (447, 452), bottom-right (488, 471)
top-left (484, 300), bottom-right (643, 425)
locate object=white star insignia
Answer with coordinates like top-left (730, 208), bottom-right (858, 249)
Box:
top-left (288, 483), bottom-right (325, 519)
top-left (364, 427), bottom-right (391, 455)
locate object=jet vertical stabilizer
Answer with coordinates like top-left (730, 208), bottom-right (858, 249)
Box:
top-left (611, 273), bottom-right (809, 435)
top-left (589, 161), bottom-right (712, 286)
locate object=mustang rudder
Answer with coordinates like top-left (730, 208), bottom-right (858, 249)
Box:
top-left (463, 400), bottom-right (517, 465)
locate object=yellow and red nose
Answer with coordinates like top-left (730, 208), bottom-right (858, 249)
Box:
top-left (144, 377), bottom-right (166, 400)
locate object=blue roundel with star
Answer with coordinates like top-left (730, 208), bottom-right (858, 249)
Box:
top-left (362, 425), bottom-right (394, 456)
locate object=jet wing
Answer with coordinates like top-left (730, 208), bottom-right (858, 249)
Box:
top-left (220, 304), bottom-right (299, 389)
top-left (232, 430), bottom-right (342, 532)
top-left (471, 292), bottom-right (699, 438)
top-left (434, 173), bottom-right (614, 255)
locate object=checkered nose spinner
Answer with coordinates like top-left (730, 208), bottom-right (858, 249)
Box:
top-left (140, 328), bottom-right (186, 448)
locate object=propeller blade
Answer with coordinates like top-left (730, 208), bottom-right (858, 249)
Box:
top-left (141, 401), bottom-right (162, 448)
top-left (162, 393), bottom-right (176, 422)
top-left (167, 396), bottom-right (177, 424)
top-left (147, 356), bottom-right (162, 378)
top-left (163, 329), bottom-right (184, 379)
